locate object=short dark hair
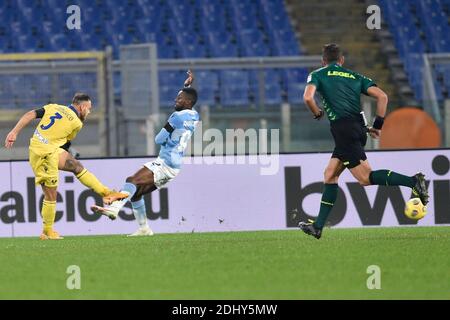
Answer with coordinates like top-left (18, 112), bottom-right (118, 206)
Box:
top-left (182, 87), bottom-right (198, 106)
top-left (322, 43), bottom-right (342, 63)
top-left (72, 93), bottom-right (91, 105)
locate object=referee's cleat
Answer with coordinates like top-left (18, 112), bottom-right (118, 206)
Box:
top-left (298, 221), bottom-right (322, 239)
top-left (412, 173), bottom-right (429, 205)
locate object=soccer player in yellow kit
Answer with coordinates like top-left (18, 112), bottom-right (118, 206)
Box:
top-left (4, 93), bottom-right (126, 240)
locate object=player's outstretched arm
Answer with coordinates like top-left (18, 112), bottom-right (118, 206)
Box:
top-left (303, 84), bottom-right (324, 120)
top-left (4, 110), bottom-right (37, 148)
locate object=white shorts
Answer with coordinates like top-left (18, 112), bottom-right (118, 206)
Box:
top-left (143, 157), bottom-right (180, 189)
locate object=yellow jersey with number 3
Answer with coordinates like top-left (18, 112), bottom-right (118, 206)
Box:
top-left (29, 104), bottom-right (82, 155)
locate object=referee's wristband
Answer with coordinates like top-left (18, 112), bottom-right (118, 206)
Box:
top-left (373, 116), bottom-right (384, 130)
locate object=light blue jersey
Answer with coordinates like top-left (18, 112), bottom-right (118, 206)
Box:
top-left (155, 109), bottom-right (199, 169)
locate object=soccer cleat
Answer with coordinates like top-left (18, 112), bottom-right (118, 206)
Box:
top-left (91, 205), bottom-right (119, 220)
top-left (103, 190), bottom-right (129, 205)
top-left (298, 221), bottom-right (322, 239)
top-left (412, 172), bottom-right (429, 205)
top-left (127, 226), bottom-right (154, 237)
top-left (40, 230), bottom-right (64, 240)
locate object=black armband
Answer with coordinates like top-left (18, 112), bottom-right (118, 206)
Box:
top-left (164, 122), bottom-right (175, 133)
top-left (373, 116), bottom-right (384, 130)
top-left (34, 108), bottom-right (45, 118)
top-left (60, 141), bottom-right (72, 151)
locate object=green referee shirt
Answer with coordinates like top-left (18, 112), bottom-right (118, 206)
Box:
top-left (306, 62), bottom-right (377, 121)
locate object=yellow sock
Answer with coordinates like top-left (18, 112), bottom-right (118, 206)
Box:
top-left (42, 200), bottom-right (56, 234)
top-left (76, 168), bottom-right (111, 196)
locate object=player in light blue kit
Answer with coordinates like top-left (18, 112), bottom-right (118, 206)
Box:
top-left (91, 70), bottom-right (199, 236)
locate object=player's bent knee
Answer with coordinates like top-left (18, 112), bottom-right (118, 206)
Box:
top-left (43, 194), bottom-right (57, 202)
top-left (126, 175), bottom-right (137, 184)
top-left (65, 158), bottom-right (83, 175)
top-left (126, 170), bottom-right (154, 186)
top-left (42, 186), bottom-right (57, 202)
top-left (74, 161), bottom-right (84, 175)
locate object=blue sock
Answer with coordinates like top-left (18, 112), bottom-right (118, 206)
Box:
top-left (122, 182), bottom-right (137, 199)
top-left (109, 182), bottom-right (137, 211)
top-left (131, 198), bottom-right (148, 228)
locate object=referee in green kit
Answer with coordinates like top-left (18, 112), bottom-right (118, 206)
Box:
top-left (298, 43), bottom-right (429, 239)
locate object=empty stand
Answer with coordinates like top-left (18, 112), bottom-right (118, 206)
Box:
top-left (0, 0), bottom-right (307, 108)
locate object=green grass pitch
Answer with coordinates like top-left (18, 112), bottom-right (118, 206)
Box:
top-left (0, 227), bottom-right (449, 299)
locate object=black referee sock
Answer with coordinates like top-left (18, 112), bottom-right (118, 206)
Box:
top-left (314, 183), bottom-right (338, 229)
top-left (369, 170), bottom-right (415, 188)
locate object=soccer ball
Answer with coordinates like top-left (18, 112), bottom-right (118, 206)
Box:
top-left (404, 198), bottom-right (427, 220)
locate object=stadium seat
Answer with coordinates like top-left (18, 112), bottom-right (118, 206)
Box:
top-left (0, 0), bottom-right (301, 108)
top-left (248, 70), bottom-right (283, 105)
top-left (158, 70), bottom-right (187, 106)
top-left (220, 70), bottom-right (250, 106)
top-left (197, 86), bottom-right (217, 106)
top-left (159, 85), bottom-right (177, 107)
top-left (381, 0), bottom-right (450, 103)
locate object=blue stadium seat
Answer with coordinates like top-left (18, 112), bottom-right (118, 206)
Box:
top-left (220, 70), bottom-right (250, 106)
top-left (442, 68), bottom-right (450, 87)
top-left (16, 0), bottom-right (36, 9)
top-left (0, 0), bottom-right (301, 108)
top-left (221, 86), bottom-right (249, 106)
top-left (287, 82), bottom-right (306, 104)
top-left (282, 68), bottom-right (309, 104)
top-left (247, 69), bottom-right (284, 104)
top-left (16, 34), bottom-right (34, 51)
top-left (208, 33), bottom-right (239, 57)
top-left (158, 45), bottom-right (179, 59)
top-left (197, 86), bottom-right (217, 106)
top-left (263, 82), bottom-right (282, 105)
top-left (159, 71), bottom-right (184, 87)
top-left (50, 34), bottom-right (70, 51)
top-left (196, 71), bottom-right (219, 92)
top-left (159, 70), bottom-right (187, 105)
top-left (159, 85), bottom-right (178, 107)
top-left (381, 0), bottom-right (450, 103)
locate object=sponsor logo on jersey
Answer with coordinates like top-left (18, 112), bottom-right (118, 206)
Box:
top-left (33, 129), bottom-right (49, 144)
top-left (327, 71), bottom-right (356, 79)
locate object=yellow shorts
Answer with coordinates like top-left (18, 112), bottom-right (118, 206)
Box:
top-left (29, 148), bottom-right (65, 188)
